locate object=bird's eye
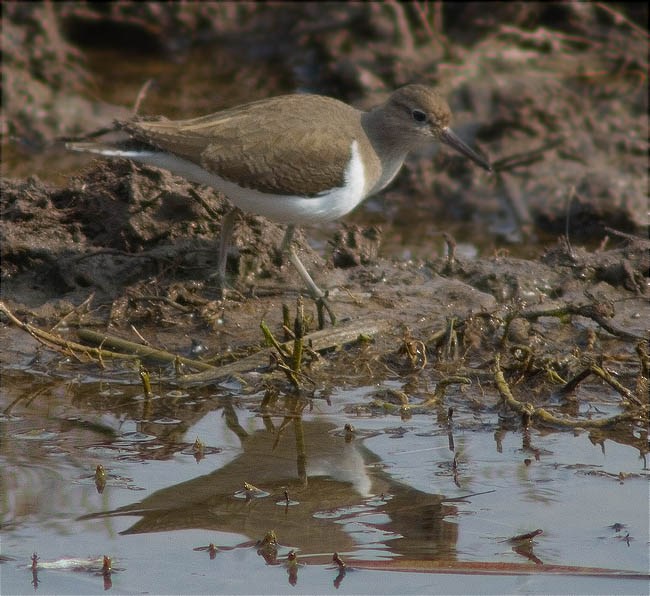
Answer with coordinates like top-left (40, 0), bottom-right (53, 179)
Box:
top-left (412, 109), bottom-right (427, 123)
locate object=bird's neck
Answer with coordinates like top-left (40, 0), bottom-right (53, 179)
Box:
top-left (361, 108), bottom-right (412, 194)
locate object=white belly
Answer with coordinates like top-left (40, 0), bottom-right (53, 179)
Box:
top-left (114, 142), bottom-right (368, 225)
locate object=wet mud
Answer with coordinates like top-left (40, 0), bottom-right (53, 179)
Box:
top-left (2, 1), bottom-right (648, 420)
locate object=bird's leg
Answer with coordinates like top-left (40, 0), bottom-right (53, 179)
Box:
top-left (281, 225), bottom-right (336, 327)
top-left (211, 208), bottom-right (238, 299)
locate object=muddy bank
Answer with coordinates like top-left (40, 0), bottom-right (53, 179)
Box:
top-left (1, 163), bottom-right (647, 434)
top-left (1, 162), bottom-right (647, 325)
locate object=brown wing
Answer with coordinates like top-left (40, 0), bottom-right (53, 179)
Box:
top-left (122, 95), bottom-right (363, 197)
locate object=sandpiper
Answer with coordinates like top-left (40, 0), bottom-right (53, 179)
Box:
top-left (67, 84), bottom-right (491, 324)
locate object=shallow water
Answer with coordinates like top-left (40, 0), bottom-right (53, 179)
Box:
top-left (1, 328), bottom-right (648, 595)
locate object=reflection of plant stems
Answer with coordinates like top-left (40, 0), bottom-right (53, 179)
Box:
top-left (274, 415), bottom-right (292, 447)
top-left (222, 400), bottom-right (248, 441)
top-left (3, 384), bottom-right (51, 415)
top-left (294, 410), bottom-right (307, 486)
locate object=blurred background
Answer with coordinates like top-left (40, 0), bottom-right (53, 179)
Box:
top-left (2, 1), bottom-right (647, 248)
